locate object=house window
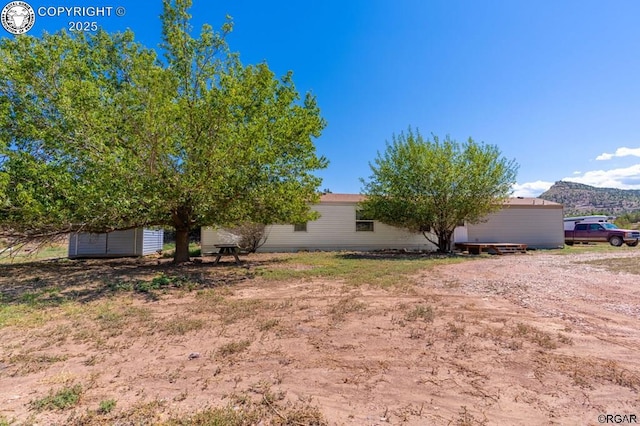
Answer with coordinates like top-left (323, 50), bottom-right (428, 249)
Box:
top-left (294, 223), bottom-right (307, 232)
top-left (356, 210), bottom-right (374, 232)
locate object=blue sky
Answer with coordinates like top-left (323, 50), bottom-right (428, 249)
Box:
top-left (7, 0), bottom-right (640, 197)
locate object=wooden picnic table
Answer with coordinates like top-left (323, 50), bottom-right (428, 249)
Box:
top-left (212, 244), bottom-right (242, 265)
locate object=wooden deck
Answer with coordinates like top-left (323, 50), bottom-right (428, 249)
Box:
top-left (455, 242), bottom-right (527, 255)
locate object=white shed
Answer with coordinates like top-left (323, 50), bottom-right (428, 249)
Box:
top-left (68, 228), bottom-right (164, 258)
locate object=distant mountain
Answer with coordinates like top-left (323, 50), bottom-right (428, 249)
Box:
top-left (539, 181), bottom-right (640, 215)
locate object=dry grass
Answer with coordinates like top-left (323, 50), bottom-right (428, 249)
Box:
top-left (554, 243), bottom-right (638, 255)
top-left (328, 297), bottom-right (366, 322)
top-left (512, 322), bottom-right (559, 349)
top-left (217, 339), bottom-right (252, 358)
top-left (534, 353), bottom-right (640, 390)
top-left (577, 256), bottom-right (640, 275)
top-left (256, 251), bottom-right (468, 287)
top-left (4, 353), bottom-right (69, 376)
top-left (0, 242), bottom-right (68, 264)
top-left (405, 304), bottom-right (435, 322)
top-left (60, 385), bottom-right (327, 426)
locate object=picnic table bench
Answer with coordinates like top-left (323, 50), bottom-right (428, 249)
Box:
top-left (455, 242), bottom-right (527, 255)
top-left (210, 244), bottom-right (242, 265)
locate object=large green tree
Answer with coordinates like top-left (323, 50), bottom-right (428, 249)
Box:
top-left (360, 128), bottom-right (518, 252)
top-left (0, 0), bottom-right (327, 263)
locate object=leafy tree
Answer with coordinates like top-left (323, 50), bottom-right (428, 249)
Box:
top-left (0, 0), bottom-right (327, 263)
top-left (360, 128), bottom-right (518, 252)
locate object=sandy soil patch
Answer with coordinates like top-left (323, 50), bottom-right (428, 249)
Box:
top-left (0, 250), bottom-right (639, 425)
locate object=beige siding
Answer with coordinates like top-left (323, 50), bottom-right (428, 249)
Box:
top-left (466, 206), bottom-right (564, 248)
top-left (202, 202), bottom-right (438, 252)
top-left (262, 202), bottom-right (436, 251)
top-left (202, 196), bottom-right (562, 253)
top-left (201, 228), bottom-right (242, 254)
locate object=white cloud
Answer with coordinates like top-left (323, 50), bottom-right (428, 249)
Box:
top-left (563, 163), bottom-right (640, 189)
top-left (596, 153), bottom-right (614, 161)
top-left (596, 147), bottom-right (640, 161)
top-left (512, 180), bottom-right (555, 198)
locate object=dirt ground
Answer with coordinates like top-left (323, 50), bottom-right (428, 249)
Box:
top-left (1, 249), bottom-right (639, 425)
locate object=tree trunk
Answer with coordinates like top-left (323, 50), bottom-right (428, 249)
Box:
top-left (174, 227), bottom-right (191, 263)
top-left (436, 228), bottom-right (454, 253)
top-left (171, 203), bottom-right (194, 264)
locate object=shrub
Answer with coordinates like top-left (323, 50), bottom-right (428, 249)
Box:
top-left (225, 223), bottom-right (268, 253)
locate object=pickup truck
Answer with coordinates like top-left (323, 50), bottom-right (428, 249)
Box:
top-left (565, 222), bottom-right (640, 247)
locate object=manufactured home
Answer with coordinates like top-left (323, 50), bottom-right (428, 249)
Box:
top-left (68, 228), bottom-right (164, 258)
top-left (202, 194), bottom-right (564, 253)
top-left (204, 194), bottom-right (465, 253)
top-left (466, 197), bottom-right (564, 248)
